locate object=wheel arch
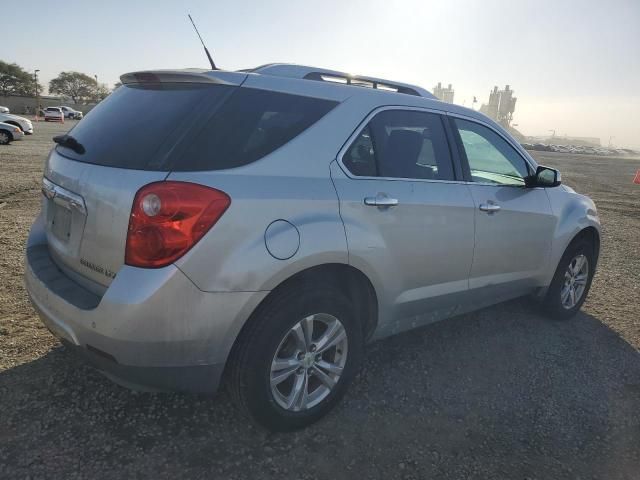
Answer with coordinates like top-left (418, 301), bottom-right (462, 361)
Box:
top-left (539, 224), bottom-right (601, 299)
top-left (255, 263), bottom-right (377, 340)
top-left (222, 263), bottom-right (378, 384)
top-left (568, 226), bottom-right (600, 265)
top-left (3, 120), bottom-right (21, 130)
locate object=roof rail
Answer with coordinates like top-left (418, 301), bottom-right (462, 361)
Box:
top-left (249, 64), bottom-right (435, 99)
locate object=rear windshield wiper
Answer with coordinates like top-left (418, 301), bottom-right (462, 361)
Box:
top-left (53, 134), bottom-right (85, 155)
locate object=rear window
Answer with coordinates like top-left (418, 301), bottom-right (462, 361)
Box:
top-left (56, 83), bottom-right (234, 169)
top-left (56, 83), bottom-right (337, 171)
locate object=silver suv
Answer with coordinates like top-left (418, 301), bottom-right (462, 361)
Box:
top-left (25, 64), bottom-right (600, 430)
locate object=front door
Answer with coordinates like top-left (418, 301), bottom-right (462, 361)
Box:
top-left (450, 117), bottom-right (556, 297)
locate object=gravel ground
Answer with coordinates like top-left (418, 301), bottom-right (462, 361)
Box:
top-left (1, 121), bottom-right (639, 479)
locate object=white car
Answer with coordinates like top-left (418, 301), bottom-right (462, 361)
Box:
top-left (57, 106), bottom-right (83, 119)
top-left (44, 107), bottom-right (64, 122)
top-left (0, 106), bottom-right (9, 113)
top-left (0, 122), bottom-right (24, 144)
top-left (0, 113), bottom-right (33, 134)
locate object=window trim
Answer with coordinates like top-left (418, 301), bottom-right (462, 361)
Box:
top-left (337, 106), bottom-right (465, 184)
top-left (446, 112), bottom-right (538, 188)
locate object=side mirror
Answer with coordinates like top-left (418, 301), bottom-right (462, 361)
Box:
top-left (526, 165), bottom-right (561, 188)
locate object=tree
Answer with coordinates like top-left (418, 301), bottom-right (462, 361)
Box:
top-left (93, 83), bottom-right (111, 102)
top-left (0, 60), bottom-right (41, 97)
top-left (49, 71), bottom-right (97, 104)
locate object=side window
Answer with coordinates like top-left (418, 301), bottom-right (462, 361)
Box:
top-left (342, 110), bottom-right (454, 181)
top-left (176, 88), bottom-right (337, 171)
top-left (454, 118), bottom-right (530, 186)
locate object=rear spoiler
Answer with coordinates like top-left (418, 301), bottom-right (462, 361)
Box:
top-left (120, 69), bottom-right (247, 86)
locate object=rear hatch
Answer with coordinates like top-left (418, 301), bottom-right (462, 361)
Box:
top-left (43, 70), bottom-right (246, 294)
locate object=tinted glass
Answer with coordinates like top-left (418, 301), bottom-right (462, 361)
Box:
top-left (56, 83), bottom-right (234, 169)
top-left (343, 110), bottom-right (454, 180)
top-left (454, 118), bottom-right (530, 186)
top-left (343, 125), bottom-right (377, 177)
top-left (176, 88), bottom-right (338, 171)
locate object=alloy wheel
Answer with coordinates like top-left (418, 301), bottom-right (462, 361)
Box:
top-left (561, 254), bottom-right (589, 309)
top-left (270, 313), bottom-right (348, 411)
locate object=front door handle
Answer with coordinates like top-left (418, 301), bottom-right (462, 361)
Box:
top-left (364, 195), bottom-right (399, 207)
top-left (479, 202), bottom-right (501, 213)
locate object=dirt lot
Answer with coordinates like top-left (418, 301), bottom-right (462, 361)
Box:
top-left (1, 121), bottom-right (639, 479)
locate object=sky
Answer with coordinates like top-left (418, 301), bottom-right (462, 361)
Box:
top-left (6, 0), bottom-right (640, 147)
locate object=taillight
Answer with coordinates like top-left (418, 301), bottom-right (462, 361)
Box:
top-left (125, 181), bottom-right (230, 268)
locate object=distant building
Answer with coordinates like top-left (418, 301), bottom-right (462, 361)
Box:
top-left (480, 85), bottom-right (517, 128)
top-left (433, 82), bottom-right (454, 103)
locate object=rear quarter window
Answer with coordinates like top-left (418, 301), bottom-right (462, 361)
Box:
top-left (172, 88), bottom-right (338, 171)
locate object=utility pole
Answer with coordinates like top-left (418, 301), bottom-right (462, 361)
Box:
top-left (34, 69), bottom-right (40, 120)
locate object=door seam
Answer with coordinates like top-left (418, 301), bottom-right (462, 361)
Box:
top-left (329, 160), bottom-right (351, 265)
top-left (465, 183), bottom-right (477, 289)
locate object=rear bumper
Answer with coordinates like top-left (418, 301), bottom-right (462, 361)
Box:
top-left (24, 217), bottom-right (268, 393)
top-left (60, 338), bottom-right (223, 393)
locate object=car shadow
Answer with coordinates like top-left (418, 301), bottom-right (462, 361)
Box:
top-left (1, 299), bottom-right (639, 479)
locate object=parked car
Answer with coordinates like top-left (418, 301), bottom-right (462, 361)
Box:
top-left (0, 112), bottom-right (33, 134)
top-left (0, 122), bottom-right (24, 144)
top-left (57, 106), bottom-right (83, 119)
top-left (25, 65), bottom-right (600, 431)
top-left (0, 106), bottom-right (9, 113)
top-left (44, 107), bottom-right (64, 122)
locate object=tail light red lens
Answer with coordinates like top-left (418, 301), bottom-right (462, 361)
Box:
top-left (125, 181), bottom-right (230, 268)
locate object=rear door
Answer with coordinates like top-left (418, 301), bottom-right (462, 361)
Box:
top-left (449, 116), bottom-right (555, 296)
top-left (332, 108), bottom-right (475, 336)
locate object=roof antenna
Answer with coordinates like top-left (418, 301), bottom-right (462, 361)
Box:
top-left (188, 14), bottom-right (217, 70)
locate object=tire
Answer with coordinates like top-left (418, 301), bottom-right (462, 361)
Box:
top-left (227, 285), bottom-right (364, 431)
top-left (0, 130), bottom-right (12, 145)
top-left (544, 238), bottom-right (595, 320)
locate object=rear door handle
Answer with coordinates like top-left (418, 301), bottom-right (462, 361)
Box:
top-left (364, 195), bottom-right (399, 207)
top-left (479, 203), bottom-right (501, 213)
